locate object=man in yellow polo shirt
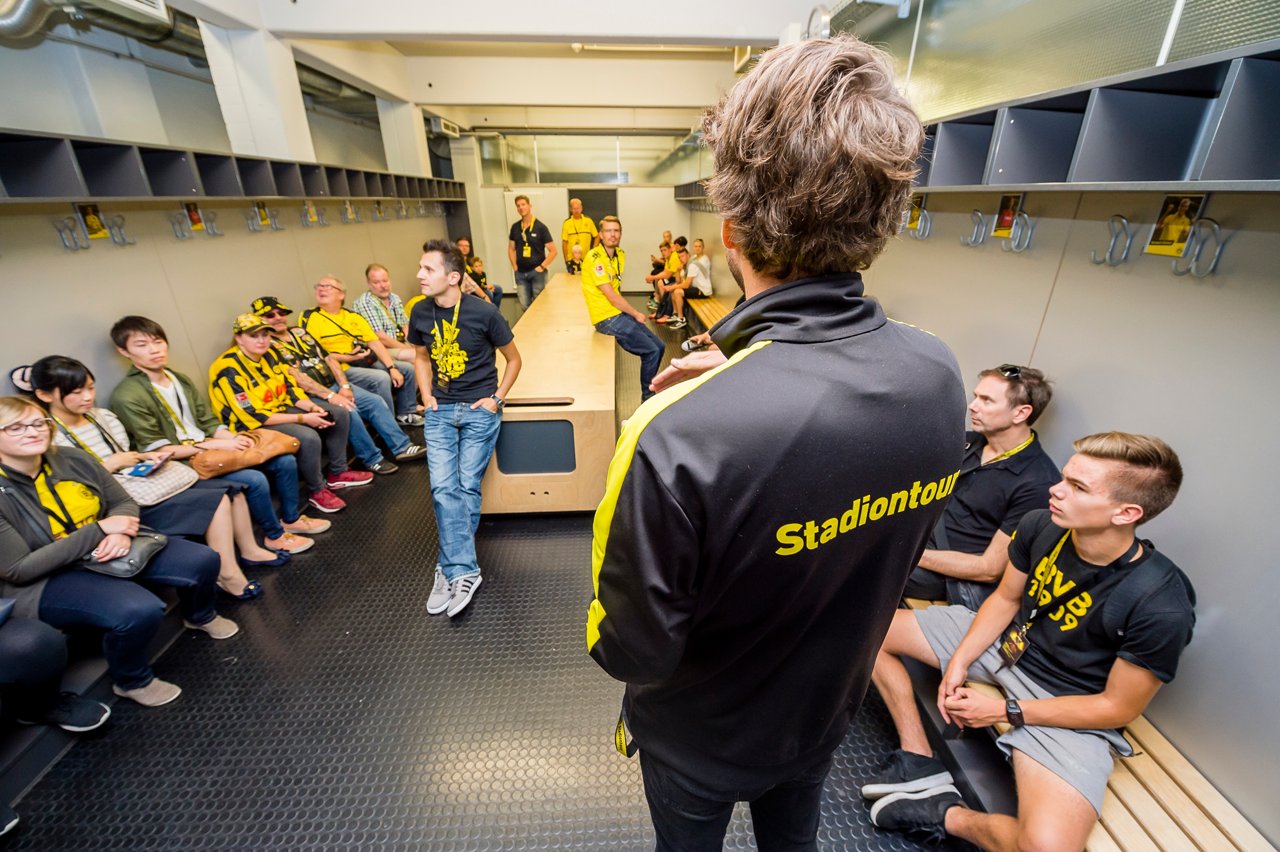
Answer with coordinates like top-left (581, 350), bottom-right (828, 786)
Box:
top-left (300, 277), bottom-right (423, 426)
top-left (561, 198), bottom-right (598, 271)
top-left (581, 216), bottom-right (665, 401)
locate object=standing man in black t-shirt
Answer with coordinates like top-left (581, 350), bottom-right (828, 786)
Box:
top-left (507, 195), bottom-right (556, 309)
top-left (410, 240), bottom-right (522, 619)
top-left (903, 364), bottom-right (1060, 610)
top-left (865, 432), bottom-right (1195, 851)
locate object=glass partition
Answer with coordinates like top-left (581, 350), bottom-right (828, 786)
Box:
top-left (477, 133), bottom-right (699, 184)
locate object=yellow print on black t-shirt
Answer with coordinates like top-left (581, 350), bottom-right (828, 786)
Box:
top-left (1027, 553), bottom-right (1094, 632)
top-left (430, 319), bottom-right (468, 384)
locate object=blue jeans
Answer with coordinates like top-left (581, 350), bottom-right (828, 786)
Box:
top-left (0, 617), bottom-right (67, 718)
top-left (514, 269), bottom-right (546, 308)
top-left (639, 751), bottom-right (832, 852)
top-left (222, 460), bottom-right (296, 532)
top-left (595, 313), bottom-right (666, 400)
top-left (486, 284), bottom-right (504, 310)
top-left (333, 382), bottom-right (411, 460)
top-left (37, 537), bottom-right (220, 689)
top-left (347, 361), bottom-right (418, 418)
top-left (423, 403), bottom-right (502, 581)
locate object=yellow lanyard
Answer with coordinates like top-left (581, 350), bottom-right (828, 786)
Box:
top-left (602, 250), bottom-right (621, 284)
top-left (148, 373), bottom-right (193, 438)
top-left (51, 414), bottom-right (121, 462)
top-left (375, 297), bottom-right (406, 340)
top-left (521, 218), bottom-right (538, 246)
top-left (987, 433), bottom-right (1035, 464)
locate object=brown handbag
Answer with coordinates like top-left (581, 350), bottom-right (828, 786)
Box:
top-left (190, 429), bottom-right (300, 480)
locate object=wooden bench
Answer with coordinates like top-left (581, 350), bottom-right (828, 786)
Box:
top-left (901, 599), bottom-right (1273, 850)
top-left (687, 294), bottom-right (737, 333)
top-left (478, 273), bottom-right (617, 514)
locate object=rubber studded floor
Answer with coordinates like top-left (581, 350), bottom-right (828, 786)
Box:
top-left (6, 352), bottom-right (959, 852)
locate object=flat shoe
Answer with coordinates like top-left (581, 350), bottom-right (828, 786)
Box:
top-left (218, 579), bottom-right (263, 600)
top-left (238, 551), bottom-right (291, 569)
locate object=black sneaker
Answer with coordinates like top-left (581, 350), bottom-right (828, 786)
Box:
top-left (1, 803), bottom-right (17, 837)
top-left (368, 459), bottom-right (399, 475)
top-left (16, 692), bottom-right (111, 733)
top-left (861, 749), bottom-right (954, 799)
top-left (870, 784), bottom-right (962, 843)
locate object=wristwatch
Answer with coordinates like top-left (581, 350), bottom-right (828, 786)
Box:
top-left (1005, 698), bottom-right (1025, 728)
top-left (490, 395), bottom-right (505, 410)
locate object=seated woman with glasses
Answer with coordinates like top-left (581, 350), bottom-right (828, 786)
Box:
top-left (0, 395), bottom-right (238, 707)
top-left (26, 356), bottom-right (273, 600)
top-left (208, 315), bottom-right (372, 517)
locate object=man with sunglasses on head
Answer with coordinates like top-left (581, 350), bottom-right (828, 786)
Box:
top-left (901, 364), bottom-right (1061, 611)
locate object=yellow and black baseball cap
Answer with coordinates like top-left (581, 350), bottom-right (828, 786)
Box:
top-left (232, 313), bottom-right (271, 335)
top-left (251, 296), bottom-right (293, 316)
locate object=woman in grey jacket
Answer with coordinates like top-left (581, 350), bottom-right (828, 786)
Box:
top-left (0, 396), bottom-right (238, 707)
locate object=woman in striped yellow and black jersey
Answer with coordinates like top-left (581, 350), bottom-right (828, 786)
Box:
top-left (208, 314), bottom-right (372, 517)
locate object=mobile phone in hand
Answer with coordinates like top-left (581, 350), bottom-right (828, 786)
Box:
top-left (125, 460), bottom-right (159, 477)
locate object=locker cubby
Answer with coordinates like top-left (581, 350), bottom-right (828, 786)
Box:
top-left (913, 132), bottom-right (935, 186)
top-left (984, 108), bottom-right (1085, 184)
top-left (0, 134), bottom-right (86, 197)
top-left (301, 164), bottom-right (329, 197)
top-left (325, 167), bottom-right (349, 197)
top-left (395, 175), bottom-right (409, 197)
top-left (1068, 88), bottom-right (1215, 182)
top-left (236, 158), bottom-right (277, 196)
top-left (271, 162), bottom-right (305, 197)
top-left (72, 142), bottom-right (150, 197)
top-left (346, 170), bottom-right (368, 197)
top-left (926, 117), bottom-right (995, 187)
top-left (194, 154), bottom-right (242, 196)
top-left (1191, 57), bottom-right (1280, 181)
top-left (139, 148), bottom-right (201, 196)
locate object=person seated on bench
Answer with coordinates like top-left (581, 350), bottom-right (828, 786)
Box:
top-left (685, 239), bottom-right (713, 299)
top-left (29, 356), bottom-right (274, 600)
top-left (209, 314), bottom-right (373, 516)
top-left (251, 296), bottom-right (424, 475)
top-left (301, 277), bottom-right (423, 427)
top-left (865, 432), bottom-right (1195, 851)
top-left (456, 238), bottom-right (502, 308)
top-left (644, 241), bottom-right (678, 313)
top-left (0, 395), bottom-right (239, 708)
top-left (902, 364), bottom-right (1060, 611)
top-left (352, 263), bottom-right (416, 363)
top-left (0, 611), bottom-right (111, 836)
top-left (566, 244), bottom-right (584, 275)
top-left (108, 315), bottom-right (326, 554)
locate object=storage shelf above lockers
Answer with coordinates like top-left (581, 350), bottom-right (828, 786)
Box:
top-left (0, 131), bottom-right (466, 204)
top-left (914, 40), bottom-right (1280, 194)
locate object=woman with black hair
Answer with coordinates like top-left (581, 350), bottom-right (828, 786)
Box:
top-left (27, 356), bottom-right (272, 600)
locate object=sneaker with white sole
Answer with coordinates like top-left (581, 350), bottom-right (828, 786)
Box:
top-left (367, 459), bottom-right (399, 475)
top-left (668, 316), bottom-right (687, 329)
top-left (113, 678), bottom-right (182, 707)
top-left (1, 804), bottom-right (18, 837)
top-left (426, 566), bottom-right (452, 614)
top-left (446, 573), bottom-right (483, 617)
top-left (308, 487), bottom-right (347, 513)
top-left (869, 784), bottom-right (962, 843)
top-left (396, 413), bottom-right (425, 426)
top-left (184, 615), bottom-right (240, 639)
top-left (17, 692), bottom-right (111, 732)
top-left (281, 515), bottom-right (331, 536)
top-left (326, 469), bottom-right (374, 489)
top-left (861, 749), bottom-right (955, 799)
top-left (395, 444), bottom-right (427, 462)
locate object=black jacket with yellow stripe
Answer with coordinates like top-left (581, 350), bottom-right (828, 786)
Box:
top-left (587, 273), bottom-right (966, 789)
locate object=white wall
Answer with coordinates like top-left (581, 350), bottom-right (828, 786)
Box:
top-left (306, 111), bottom-right (387, 170)
top-left (148, 69), bottom-right (232, 152)
top-left (617, 187), bottom-right (691, 293)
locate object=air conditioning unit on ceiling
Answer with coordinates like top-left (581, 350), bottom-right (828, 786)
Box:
top-left (77, 0), bottom-right (171, 26)
top-left (429, 116), bottom-right (461, 138)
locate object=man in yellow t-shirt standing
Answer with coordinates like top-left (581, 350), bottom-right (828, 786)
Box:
top-left (561, 198), bottom-right (598, 271)
top-left (581, 216), bottom-right (665, 401)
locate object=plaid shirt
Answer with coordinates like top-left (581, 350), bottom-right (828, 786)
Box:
top-left (352, 291), bottom-right (409, 341)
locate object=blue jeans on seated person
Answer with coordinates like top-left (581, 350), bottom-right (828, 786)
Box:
top-left (0, 617), bottom-right (67, 718)
top-left (514, 270), bottom-right (546, 308)
top-left (639, 750), bottom-right (832, 852)
top-left (423, 403), bottom-right (502, 582)
top-left (347, 362), bottom-right (418, 418)
top-left (219, 459), bottom-right (296, 532)
top-left (331, 382), bottom-right (411, 459)
top-left (37, 537), bottom-right (220, 690)
top-left (487, 284), bottom-right (504, 310)
top-left (595, 313), bottom-right (665, 401)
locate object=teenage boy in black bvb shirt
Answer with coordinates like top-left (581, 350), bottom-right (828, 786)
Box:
top-left (865, 432), bottom-right (1195, 851)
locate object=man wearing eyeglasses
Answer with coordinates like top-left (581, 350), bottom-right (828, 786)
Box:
top-left (900, 364), bottom-right (1061, 611)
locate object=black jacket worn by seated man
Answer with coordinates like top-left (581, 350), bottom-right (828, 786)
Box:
top-left (587, 273), bottom-right (966, 791)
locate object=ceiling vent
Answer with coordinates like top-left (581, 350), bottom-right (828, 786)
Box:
top-left (429, 116), bottom-right (461, 138)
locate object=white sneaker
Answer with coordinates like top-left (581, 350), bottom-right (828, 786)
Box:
top-left (446, 573), bottom-right (483, 617)
top-left (426, 565), bottom-right (451, 615)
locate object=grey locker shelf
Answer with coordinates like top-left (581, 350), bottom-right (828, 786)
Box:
top-left (914, 133), bottom-right (935, 185)
top-left (236, 158), bottom-right (277, 196)
top-left (0, 135), bottom-right (86, 197)
top-left (194, 153), bottom-right (242, 196)
top-left (928, 120), bottom-right (995, 187)
top-left (139, 148), bottom-right (201, 196)
top-left (325, 166), bottom-right (349, 197)
top-left (985, 108), bottom-right (1084, 184)
top-left (346, 170), bottom-right (368, 197)
top-left (1192, 57), bottom-right (1280, 181)
top-left (395, 175), bottom-right (410, 197)
top-left (301, 164), bottom-right (328, 196)
top-left (271, 161), bottom-right (305, 197)
top-left (72, 142), bottom-right (150, 197)
top-left (1068, 88), bottom-right (1214, 182)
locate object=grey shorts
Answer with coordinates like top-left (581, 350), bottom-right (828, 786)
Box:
top-left (914, 605), bottom-right (1131, 815)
